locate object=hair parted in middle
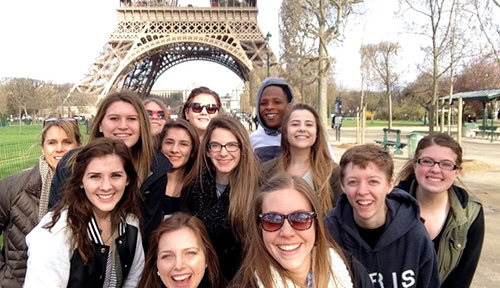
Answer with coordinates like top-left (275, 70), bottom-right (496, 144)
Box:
top-left (279, 103), bottom-right (337, 212)
top-left (181, 86), bottom-right (222, 120)
top-left (339, 144), bottom-right (394, 183)
top-left (182, 115), bottom-right (261, 240)
top-left (233, 173), bottom-right (350, 288)
top-left (138, 212), bottom-right (224, 288)
top-left (40, 118), bottom-right (82, 147)
top-left (89, 90), bottom-right (153, 185)
top-left (44, 138), bottom-right (141, 264)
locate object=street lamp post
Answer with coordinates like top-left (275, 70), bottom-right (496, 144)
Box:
top-left (265, 32), bottom-right (272, 77)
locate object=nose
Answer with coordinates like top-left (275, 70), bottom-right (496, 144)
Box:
top-left (99, 176), bottom-right (112, 191)
top-left (200, 106), bottom-right (208, 115)
top-left (173, 255), bottom-right (186, 270)
top-left (279, 218), bottom-right (295, 237)
top-left (56, 142), bottom-right (64, 152)
top-left (171, 142), bottom-right (179, 153)
top-left (357, 181), bottom-right (370, 196)
top-left (118, 118), bottom-right (128, 129)
top-left (429, 163), bottom-right (441, 173)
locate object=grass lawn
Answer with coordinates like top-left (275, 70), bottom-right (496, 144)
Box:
top-left (328, 119), bottom-right (426, 128)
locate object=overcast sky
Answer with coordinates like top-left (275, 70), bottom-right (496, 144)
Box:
top-left (0, 0), bottom-right (426, 96)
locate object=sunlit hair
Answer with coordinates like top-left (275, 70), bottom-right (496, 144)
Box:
top-left (339, 144), bottom-right (394, 183)
top-left (143, 97), bottom-right (171, 120)
top-left (44, 138), bottom-right (141, 264)
top-left (234, 173), bottom-right (350, 287)
top-left (279, 103), bottom-right (337, 212)
top-left (181, 86), bottom-right (222, 120)
top-left (138, 212), bottom-right (223, 288)
top-left (396, 133), bottom-right (463, 185)
top-left (89, 90), bottom-right (153, 185)
top-left (41, 118), bottom-right (82, 147)
top-left (183, 115), bottom-right (261, 240)
top-left (158, 119), bottom-right (200, 177)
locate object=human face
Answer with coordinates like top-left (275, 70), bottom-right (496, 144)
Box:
top-left (207, 128), bottom-right (241, 183)
top-left (157, 227), bottom-right (207, 288)
top-left (414, 145), bottom-right (460, 195)
top-left (145, 101), bottom-right (167, 136)
top-left (99, 101), bottom-right (140, 148)
top-left (261, 188), bottom-right (315, 282)
top-left (81, 154), bottom-right (129, 220)
top-left (42, 126), bottom-right (78, 171)
top-left (341, 162), bottom-right (394, 229)
top-left (161, 128), bottom-right (193, 169)
top-left (259, 86), bottom-right (290, 129)
top-left (286, 109), bottom-right (317, 150)
top-left (185, 94), bottom-right (219, 135)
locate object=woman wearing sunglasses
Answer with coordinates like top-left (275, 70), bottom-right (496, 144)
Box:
top-left (325, 144), bottom-right (440, 288)
top-left (24, 138), bottom-right (144, 287)
top-left (396, 134), bottom-right (484, 287)
top-left (48, 91), bottom-right (172, 250)
top-left (0, 119), bottom-right (81, 287)
top-left (181, 86), bottom-right (221, 141)
top-left (139, 212), bottom-right (224, 288)
top-left (262, 103), bottom-right (340, 214)
top-left (181, 115), bottom-right (261, 282)
top-left (143, 97), bottom-right (170, 138)
top-left (232, 173), bottom-right (367, 288)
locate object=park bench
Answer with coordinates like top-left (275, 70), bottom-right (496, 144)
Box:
top-left (472, 126), bottom-right (500, 140)
top-left (374, 128), bottom-right (407, 155)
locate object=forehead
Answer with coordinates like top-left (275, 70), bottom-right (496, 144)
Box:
top-left (106, 101), bottom-right (138, 115)
top-left (210, 128), bottom-right (237, 142)
top-left (418, 145), bottom-right (457, 161)
top-left (86, 154), bottom-right (125, 172)
top-left (144, 101), bottom-right (163, 111)
top-left (289, 109), bottom-right (315, 121)
top-left (261, 188), bottom-right (312, 213)
top-left (343, 162), bottom-right (389, 180)
top-left (44, 126), bottom-right (69, 140)
top-left (166, 127), bottom-right (191, 141)
top-left (192, 93), bottom-right (217, 104)
top-left (158, 227), bottom-right (202, 251)
top-left (260, 86), bottom-right (287, 102)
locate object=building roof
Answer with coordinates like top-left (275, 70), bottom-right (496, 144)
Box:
top-left (440, 88), bottom-right (500, 103)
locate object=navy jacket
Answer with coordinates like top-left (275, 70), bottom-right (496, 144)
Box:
top-left (325, 189), bottom-right (440, 288)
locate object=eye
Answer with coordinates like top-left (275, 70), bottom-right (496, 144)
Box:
top-left (186, 250), bottom-right (197, 256)
top-left (89, 174), bottom-right (100, 179)
top-left (347, 180), bottom-right (358, 186)
top-left (46, 140), bottom-right (56, 145)
top-left (111, 173), bottom-right (123, 178)
top-left (161, 254), bottom-right (174, 260)
top-left (128, 116), bottom-right (138, 121)
top-left (441, 161), bottom-right (456, 169)
top-left (63, 140), bottom-right (73, 145)
top-left (368, 179), bottom-right (380, 185)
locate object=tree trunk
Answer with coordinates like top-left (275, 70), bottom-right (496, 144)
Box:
top-left (317, 19), bottom-right (328, 130)
top-left (387, 86), bottom-right (392, 129)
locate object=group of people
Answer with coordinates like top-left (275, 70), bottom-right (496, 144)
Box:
top-left (0, 77), bottom-right (484, 288)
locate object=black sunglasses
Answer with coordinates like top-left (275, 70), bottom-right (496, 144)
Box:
top-left (189, 103), bottom-right (219, 114)
top-left (259, 211), bottom-right (316, 232)
top-left (43, 117), bottom-right (78, 128)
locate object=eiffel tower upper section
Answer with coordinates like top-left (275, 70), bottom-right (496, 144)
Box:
top-left (71, 0), bottom-right (275, 100)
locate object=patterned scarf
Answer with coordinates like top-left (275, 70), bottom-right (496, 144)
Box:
top-left (38, 155), bottom-right (54, 221)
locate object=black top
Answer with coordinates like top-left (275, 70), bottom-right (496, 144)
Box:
top-left (356, 223), bottom-right (386, 249)
top-left (163, 194), bottom-right (180, 218)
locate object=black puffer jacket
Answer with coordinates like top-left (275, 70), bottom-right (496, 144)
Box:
top-left (0, 164), bottom-right (42, 288)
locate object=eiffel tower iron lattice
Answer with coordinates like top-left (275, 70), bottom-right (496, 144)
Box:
top-left (69, 0), bottom-right (275, 100)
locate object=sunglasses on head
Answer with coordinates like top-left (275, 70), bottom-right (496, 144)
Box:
top-left (147, 109), bottom-right (166, 120)
top-left (189, 103), bottom-right (219, 114)
top-left (259, 211), bottom-right (316, 232)
top-left (43, 117), bottom-right (78, 128)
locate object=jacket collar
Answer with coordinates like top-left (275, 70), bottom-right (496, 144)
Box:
top-left (87, 214), bottom-right (126, 245)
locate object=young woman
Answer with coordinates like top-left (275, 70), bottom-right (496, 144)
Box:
top-left (262, 103), bottom-right (340, 213)
top-left (143, 97), bottom-right (170, 137)
top-left (233, 173), bottom-right (360, 288)
top-left (139, 212), bottom-right (224, 288)
top-left (181, 86), bottom-right (221, 140)
top-left (396, 133), bottom-right (484, 287)
top-left (48, 91), bottom-right (172, 248)
top-left (181, 115), bottom-right (261, 281)
top-left (24, 138), bottom-right (144, 287)
top-left (325, 144), bottom-right (440, 288)
top-left (0, 118), bottom-right (81, 288)
top-left (157, 119), bottom-right (199, 217)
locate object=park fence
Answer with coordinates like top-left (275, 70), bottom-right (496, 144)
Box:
top-left (0, 140), bottom-right (40, 180)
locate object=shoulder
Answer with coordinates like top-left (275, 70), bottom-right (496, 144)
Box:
top-left (327, 248), bottom-right (354, 287)
top-left (261, 158), bottom-right (280, 177)
top-left (250, 128), bottom-right (281, 148)
top-left (125, 213), bottom-right (141, 228)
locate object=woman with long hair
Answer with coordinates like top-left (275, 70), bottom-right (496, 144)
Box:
top-left (262, 103), bottom-right (339, 213)
top-left (139, 212), bottom-right (224, 288)
top-left (143, 97), bottom-right (170, 137)
top-left (181, 115), bottom-right (261, 281)
top-left (24, 138), bottom-right (144, 287)
top-left (180, 86), bottom-right (221, 141)
top-left (396, 133), bottom-right (484, 287)
top-left (233, 173), bottom-right (357, 287)
top-left (0, 118), bottom-right (81, 287)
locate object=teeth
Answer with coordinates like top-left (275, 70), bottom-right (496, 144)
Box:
top-left (172, 274), bottom-right (191, 281)
top-left (358, 200), bottom-right (373, 205)
top-left (278, 244), bottom-right (300, 251)
top-left (266, 113), bottom-right (277, 119)
top-left (97, 194), bottom-right (113, 199)
top-left (55, 156), bottom-right (62, 160)
top-left (115, 134), bottom-right (129, 137)
top-left (427, 177), bottom-right (442, 182)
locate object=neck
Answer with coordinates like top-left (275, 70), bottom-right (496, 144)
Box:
top-left (197, 130), bottom-right (205, 142)
top-left (216, 171), bottom-right (229, 185)
top-left (416, 185), bottom-right (449, 210)
top-left (167, 168), bottom-right (185, 197)
top-left (93, 209), bottom-right (111, 224)
top-left (289, 147), bottom-right (311, 165)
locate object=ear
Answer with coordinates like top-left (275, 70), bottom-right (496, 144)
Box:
top-left (184, 109), bottom-right (189, 121)
top-left (98, 123), bottom-right (103, 133)
top-left (126, 176), bottom-right (130, 186)
top-left (285, 102), bottom-right (292, 112)
top-left (80, 183), bottom-right (84, 189)
top-left (387, 179), bottom-right (395, 195)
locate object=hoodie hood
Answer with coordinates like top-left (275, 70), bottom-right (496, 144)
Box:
top-left (255, 77), bottom-right (293, 136)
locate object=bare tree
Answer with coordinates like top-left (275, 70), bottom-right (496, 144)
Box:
top-left (3, 78), bottom-right (44, 125)
top-left (360, 42), bottom-right (401, 129)
top-left (467, 0), bottom-right (500, 61)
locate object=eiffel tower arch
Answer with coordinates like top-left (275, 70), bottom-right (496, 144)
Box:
top-left (70, 0), bottom-right (276, 101)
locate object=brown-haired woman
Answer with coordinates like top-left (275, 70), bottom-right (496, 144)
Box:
top-left (232, 173), bottom-right (362, 287)
top-left (24, 138), bottom-right (144, 287)
top-left (0, 118), bottom-right (81, 287)
top-left (139, 212), bottom-right (224, 288)
top-left (181, 115), bottom-right (261, 281)
top-left (180, 86), bottom-right (221, 141)
top-left (396, 133), bottom-right (484, 287)
top-left (143, 97), bottom-right (170, 137)
top-left (262, 103), bottom-right (340, 213)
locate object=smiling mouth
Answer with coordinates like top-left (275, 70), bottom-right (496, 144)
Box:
top-left (114, 133), bottom-right (131, 138)
top-left (54, 156), bottom-right (63, 160)
top-left (278, 243), bottom-right (301, 251)
top-left (97, 193), bottom-right (115, 201)
top-left (171, 274), bottom-right (192, 286)
top-left (265, 113), bottom-right (278, 120)
top-left (426, 176), bottom-right (443, 182)
top-left (357, 200), bottom-right (374, 207)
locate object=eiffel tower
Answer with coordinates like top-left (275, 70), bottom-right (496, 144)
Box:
top-left (69, 0), bottom-right (275, 100)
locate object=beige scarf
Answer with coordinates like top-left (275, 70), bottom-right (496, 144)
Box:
top-left (38, 155), bottom-right (54, 221)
